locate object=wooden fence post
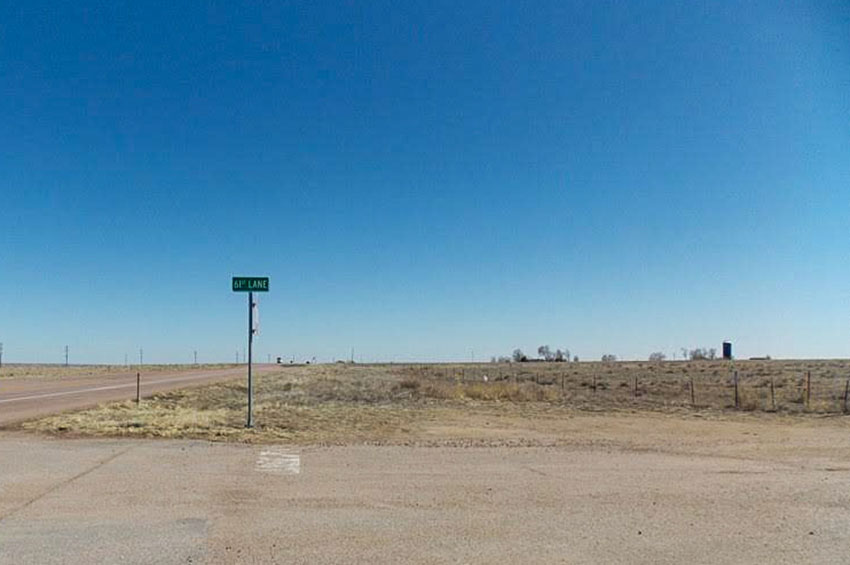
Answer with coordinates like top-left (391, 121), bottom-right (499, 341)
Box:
top-left (806, 371), bottom-right (811, 409)
top-left (843, 379), bottom-right (848, 414)
top-left (633, 376), bottom-right (638, 398)
top-left (690, 375), bottom-right (695, 407)
top-left (770, 378), bottom-right (776, 412)
top-left (734, 370), bottom-right (739, 409)
top-left (592, 375), bottom-right (597, 393)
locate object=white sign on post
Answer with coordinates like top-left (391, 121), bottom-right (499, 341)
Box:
top-left (251, 296), bottom-right (259, 336)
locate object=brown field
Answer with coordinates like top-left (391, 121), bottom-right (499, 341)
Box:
top-left (406, 358), bottom-right (850, 413)
top-left (18, 359), bottom-right (850, 443)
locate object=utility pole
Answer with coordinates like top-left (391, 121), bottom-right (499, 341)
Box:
top-left (124, 353), bottom-right (128, 367)
top-left (64, 345), bottom-right (69, 367)
top-left (236, 350), bottom-right (239, 364)
top-left (194, 350), bottom-right (198, 365)
top-left (139, 348), bottom-right (143, 366)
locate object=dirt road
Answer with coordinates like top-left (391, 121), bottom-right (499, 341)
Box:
top-left (0, 366), bottom-right (274, 425)
top-left (1, 427), bottom-right (849, 564)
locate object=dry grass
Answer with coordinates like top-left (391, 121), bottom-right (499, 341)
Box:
top-left (400, 359), bottom-right (850, 413)
top-left (418, 380), bottom-right (562, 402)
top-left (30, 398), bottom-right (423, 444)
top-left (19, 359), bottom-right (850, 444)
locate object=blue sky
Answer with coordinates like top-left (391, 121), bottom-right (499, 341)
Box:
top-left (1, 1), bottom-right (848, 364)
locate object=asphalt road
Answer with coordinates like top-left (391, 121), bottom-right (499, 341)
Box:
top-left (1, 434), bottom-right (848, 564)
top-left (0, 366), bottom-right (274, 425)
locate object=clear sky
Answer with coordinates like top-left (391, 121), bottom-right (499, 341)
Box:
top-left (1, 1), bottom-right (848, 364)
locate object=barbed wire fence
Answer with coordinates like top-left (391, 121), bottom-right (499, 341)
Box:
top-left (400, 364), bottom-right (850, 414)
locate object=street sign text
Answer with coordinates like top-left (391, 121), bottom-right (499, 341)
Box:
top-left (232, 277), bottom-right (269, 292)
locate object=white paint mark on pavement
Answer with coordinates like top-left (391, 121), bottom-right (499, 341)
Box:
top-left (255, 449), bottom-right (300, 475)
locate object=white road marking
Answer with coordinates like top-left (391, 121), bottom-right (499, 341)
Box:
top-left (0, 371), bottom-right (242, 404)
top-left (255, 449), bottom-right (300, 475)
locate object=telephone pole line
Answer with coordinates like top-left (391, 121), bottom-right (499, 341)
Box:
top-left (64, 345), bottom-right (69, 367)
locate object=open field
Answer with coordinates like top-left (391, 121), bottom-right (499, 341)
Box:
top-left (18, 359), bottom-right (850, 443)
top-left (0, 363), bottom-right (238, 381)
top-left (408, 358), bottom-right (850, 413)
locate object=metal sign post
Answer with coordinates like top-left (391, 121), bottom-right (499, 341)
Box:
top-left (233, 277), bottom-right (269, 428)
top-left (247, 291), bottom-right (254, 427)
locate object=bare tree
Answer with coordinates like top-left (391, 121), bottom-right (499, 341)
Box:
top-left (649, 352), bottom-right (666, 362)
top-left (689, 348), bottom-right (715, 361)
top-left (601, 354), bottom-right (617, 363)
top-left (538, 345), bottom-right (554, 362)
top-left (512, 348), bottom-right (527, 363)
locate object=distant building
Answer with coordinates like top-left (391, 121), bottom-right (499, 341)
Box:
top-left (722, 341), bottom-right (732, 360)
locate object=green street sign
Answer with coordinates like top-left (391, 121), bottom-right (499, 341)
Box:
top-left (232, 277), bottom-right (269, 292)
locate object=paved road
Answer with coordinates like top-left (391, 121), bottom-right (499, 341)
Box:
top-left (0, 434), bottom-right (848, 564)
top-left (0, 366), bottom-right (275, 425)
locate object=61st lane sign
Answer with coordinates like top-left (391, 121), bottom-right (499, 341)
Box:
top-left (232, 277), bottom-right (269, 292)
top-left (231, 275), bottom-right (269, 429)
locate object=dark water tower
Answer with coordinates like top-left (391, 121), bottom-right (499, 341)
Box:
top-left (722, 341), bottom-right (732, 360)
